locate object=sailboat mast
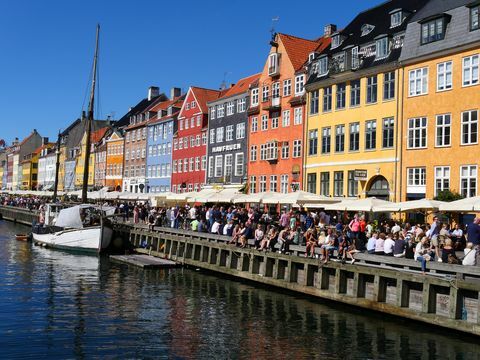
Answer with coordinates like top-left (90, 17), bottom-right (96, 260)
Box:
top-left (81, 24), bottom-right (100, 204)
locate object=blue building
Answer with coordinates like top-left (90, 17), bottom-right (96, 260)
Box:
top-left (146, 90), bottom-right (184, 193)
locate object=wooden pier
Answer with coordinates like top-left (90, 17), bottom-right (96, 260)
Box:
top-left (110, 254), bottom-right (177, 269)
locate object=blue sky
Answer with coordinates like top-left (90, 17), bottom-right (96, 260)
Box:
top-left (0, 0), bottom-right (380, 144)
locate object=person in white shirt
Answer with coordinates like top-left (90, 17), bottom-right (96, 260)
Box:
top-left (188, 206), bottom-right (197, 220)
top-left (384, 235), bottom-right (395, 256)
top-left (211, 219), bottom-right (221, 234)
top-left (463, 242), bottom-right (476, 265)
top-left (366, 233), bottom-right (377, 254)
top-left (391, 222), bottom-right (401, 235)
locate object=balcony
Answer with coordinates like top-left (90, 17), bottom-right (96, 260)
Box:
top-left (263, 96), bottom-right (281, 112)
top-left (268, 66), bottom-right (279, 77)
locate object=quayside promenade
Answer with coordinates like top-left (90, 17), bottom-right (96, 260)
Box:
top-left (115, 221), bottom-right (480, 337)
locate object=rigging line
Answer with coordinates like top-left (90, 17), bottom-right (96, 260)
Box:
top-left (81, 55), bottom-right (95, 115)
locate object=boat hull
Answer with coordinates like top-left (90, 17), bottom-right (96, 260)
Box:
top-left (32, 225), bottom-right (113, 254)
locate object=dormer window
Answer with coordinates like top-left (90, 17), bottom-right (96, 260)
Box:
top-left (375, 36), bottom-right (390, 59)
top-left (331, 34), bottom-right (341, 49)
top-left (469, 3), bottom-right (479, 31)
top-left (361, 24), bottom-right (375, 36)
top-left (420, 15), bottom-right (450, 45)
top-left (319, 56), bottom-right (329, 76)
top-left (268, 53), bottom-right (279, 76)
top-left (390, 10), bottom-right (403, 28)
top-left (308, 52), bottom-right (316, 63)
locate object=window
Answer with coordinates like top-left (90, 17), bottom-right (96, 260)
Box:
top-left (336, 83), bottom-right (346, 109)
top-left (331, 34), bottom-right (341, 49)
top-left (366, 76), bottom-right (377, 103)
top-left (461, 165), bottom-right (477, 197)
top-left (226, 101), bottom-right (234, 116)
top-left (269, 175), bottom-right (277, 192)
top-left (271, 115), bottom-right (279, 129)
top-left (437, 61), bottom-right (452, 91)
top-left (202, 133), bottom-right (207, 145)
top-left (250, 145), bottom-right (257, 161)
top-left (224, 154), bottom-right (233, 177)
top-left (201, 155), bottom-right (206, 170)
top-left (334, 171), bottom-right (344, 196)
top-left (471, 5), bottom-right (479, 31)
top-left (347, 170), bottom-right (358, 197)
top-left (408, 168), bottom-right (426, 186)
top-left (307, 173), bottom-right (317, 194)
top-left (391, 11), bottom-right (402, 27)
top-left (251, 88), bottom-right (259, 106)
top-left (310, 90), bottom-right (319, 114)
top-left (261, 115), bottom-right (268, 131)
top-left (210, 106), bottom-right (216, 119)
top-left (407, 117), bottom-right (427, 149)
top-left (322, 86), bottom-right (332, 112)
top-left (282, 110), bottom-right (290, 127)
top-left (259, 175), bottom-right (267, 192)
top-left (321, 127), bottom-right (331, 154)
top-left (283, 79), bottom-right (291, 96)
top-left (382, 117), bottom-right (394, 148)
top-left (376, 37), bottom-right (389, 59)
top-left (383, 72), bottom-right (395, 100)
top-left (365, 120), bottom-right (377, 150)
top-left (191, 117), bottom-right (194, 128)
top-left (308, 129), bottom-right (318, 156)
top-left (236, 123), bottom-right (245, 139)
top-left (335, 125), bottom-right (345, 152)
top-left (294, 107), bottom-right (302, 125)
top-left (463, 55), bottom-right (479, 86)
top-left (436, 114), bottom-right (451, 147)
top-left (421, 17), bottom-right (446, 45)
top-left (216, 127), bottom-right (224, 143)
top-left (190, 136), bottom-right (195, 147)
top-left (319, 56), bottom-right (328, 76)
top-left (350, 80), bottom-right (361, 106)
top-left (210, 129), bottom-right (215, 144)
top-left (183, 159), bottom-right (188, 172)
top-left (293, 140), bottom-right (302, 158)
top-left (207, 157), bottom-right (213, 177)
top-left (461, 110), bottom-right (478, 145)
top-left (281, 141), bottom-right (289, 159)
top-left (268, 53), bottom-right (279, 75)
top-left (217, 104), bottom-right (225, 118)
top-left (214, 156), bottom-right (223, 177)
top-left (195, 157), bottom-right (200, 171)
top-left (351, 47), bottom-right (359, 69)
top-left (349, 122), bottom-right (360, 151)
top-left (237, 98), bottom-right (246, 113)
top-left (178, 159), bottom-right (183, 174)
top-left (226, 125), bottom-right (234, 141)
top-left (272, 82), bottom-right (280, 98)
top-left (320, 172), bottom-right (330, 196)
top-left (195, 135), bottom-right (200, 147)
top-left (262, 86), bottom-right (269, 102)
top-left (434, 166), bottom-right (450, 196)
top-left (186, 103), bottom-right (190, 110)
top-left (251, 117), bottom-right (258, 132)
top-left (185, 118), bottom-right (189, 129)
top-left (250, 176), bottom-right (257, 194)
top-left (409, 67), bottom-right (428, 96)
top-left (294, 75), bottom-right (305, 95)
top-left (280, 175), bottom-right (289, 194)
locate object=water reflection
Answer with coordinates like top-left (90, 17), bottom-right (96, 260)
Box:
top-left (0, 220), bottom-right (479, 358)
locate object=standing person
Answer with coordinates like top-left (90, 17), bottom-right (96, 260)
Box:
top-left (133, 205), bottom-right (139, 224)
top-left (169, 207), bottom-right (176, 228)
top-left (280, 210), bottom-right (290, 229)
top-left (358, 216), bottom-right (367, 250)
top-left (123, 202), bottom-right (130, 222)
top-left (466, 217), bottom-right (480, 265)
top-left (348, 215), bottom-right (361, 249)
top-left (428, 216), bottom-right (441, 261)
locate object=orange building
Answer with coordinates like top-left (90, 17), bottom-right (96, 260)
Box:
top-left (247, 33), bottom-right (329, 193)
top-left (105, 129), bottom-right (124, 191)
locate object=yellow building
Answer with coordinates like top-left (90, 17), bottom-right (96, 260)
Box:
top-left (21, 147), bottom-right (40, 190)
top-left (399, 1), bottom-right (480, 201)
top-left (303, 2), bottom-right (426, 201)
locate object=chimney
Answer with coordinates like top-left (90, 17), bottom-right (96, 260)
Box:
top-left (42, 137), bottom-right (49, 145)
top-left (148, 86), bottom-right (160, 101)
top-left (324, 24), bottom-right (337, 37)
top-left (230, 83), bottom-right (235, 88)
top-left (170, 87), bottom-right (181, 99)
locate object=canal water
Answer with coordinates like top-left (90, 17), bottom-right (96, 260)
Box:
top-left (0, 220), bottom-right (479, 359)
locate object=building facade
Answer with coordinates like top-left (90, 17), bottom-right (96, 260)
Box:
top-left (171, 87), bottom-right (221, 193)
top-left (146, 89), bottom-right (183, 193)
top-left (105, 129), bottom-right (124, 191)
top-left (400, 0), bottom-right (480, 200)
top-left (206, 74), bottom-right (260, 186)
top-left (94, 135), bottom-right (108, 188)
top-left (247, 33), bottom-right (329, 194)
top-left (37, 145), bottom-right (56, 191)
top-left (304, 0), bottom-right (427, 201)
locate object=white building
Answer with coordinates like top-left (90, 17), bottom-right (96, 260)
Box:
top-left (38, 149), bottom-right (56, 190)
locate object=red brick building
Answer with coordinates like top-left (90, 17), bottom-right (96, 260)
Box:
top-left (247, 33), bottom-right (329, 193)
top-left (171, 87), bottom-right (223, 193)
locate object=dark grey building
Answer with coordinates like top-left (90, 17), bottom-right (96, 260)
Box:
top-left (206, 74), bottom-right (260, 185)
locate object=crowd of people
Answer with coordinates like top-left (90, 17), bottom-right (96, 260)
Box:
top-left (2, 194), bottom-right (480, 272)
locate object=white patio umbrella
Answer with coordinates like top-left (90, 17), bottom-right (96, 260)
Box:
top-left (324, 197), bottom-right (398, 212)
top-left (232, 191), bottom-right (282, 204)
top-left (439, 196), bottom-right (480, 212)
top-left (201, 188), bottom-right (242, 203)
top-left (280, 190), bottom-right (340, 205)
top-left (397, 199), bottom-right (446, 212)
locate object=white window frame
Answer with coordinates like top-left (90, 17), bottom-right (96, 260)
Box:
top-left (270, 175), bottom-right (278, 192)
top-left (226, 125), bottom-right (234, 141)
top-left (224, 154), bottom-right (233, 177)
top-left (226, 101), bottom-right (234, 116)
top-left (283, 79), bottom-right (291, 97)
top-left (251, 117), bottom-right (258, 132)
top-left (251, 88), bottom-right (259, 106)
top-left (237, 98), bottom-right (246, 113)
top-left (463, 54), bottom-right (479, 87)
top-left (434, 166), bottom-right (450, 196)
top-left (282, 110), bottom-right (290, 127)
top-left (407, 117), bottom-right (428, 149)
top-left (294, 74), bottom-right (305, 95)
top-left (250, 145), bottom-right (257, 162)
top-left (294, 107), bottom-right (302, 125)
top-left (216, 127), bottom-right (224, 143)
top-left (261, 115), bottom-right (268, 131)
top-left (407, 167), bottom-right (426, 186)
top-left (460, 165), bottom-right (477, 198)
top-left (208, 156), bottom-right (214, 177)
top-left (437, 61), bottom-right (453, 92)
top-left (293, 139), bottom-right (302, 158)
top-left (250, 176), bottom-right (257, 194)
top-left (409, 67), bottom-right (428, 96)
top-left (461, 110), bottom-right (478, 145)
top-left (235, 153), bottom-right (244, 177)
top-left (435, 114), bottom-right (451, 147)
top-left (280, 174), bottom-right (289, 194)
top-left (236, 123), bottom-right (245, 139)
top-left (214, 156), bottom-right (223, 177)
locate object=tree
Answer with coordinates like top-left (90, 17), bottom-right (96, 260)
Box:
top-left (434, 190), bottom-right (464, 202)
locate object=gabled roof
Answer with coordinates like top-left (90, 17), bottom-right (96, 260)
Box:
top-left (147, 96), bottom-right (185, 126)
top-left (278, 33), bottom-right (326, 71)
top-left (409, 0), bottom-right (473, 22)
top-left (190, 86), bottom-right (226, 114)
top-left (91, 127), bottom-right (110, 144)
top-left (19, 129), bottom-right (40, 147)
top-left (217, 73), bottom-right (262, 100)
top-left (116, 93), bottom-right (168, 128)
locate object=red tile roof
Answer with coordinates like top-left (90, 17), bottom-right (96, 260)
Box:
top-left (91, 127), bottom-right (109, 144)
top-left (219, 73), bottom-right (262, 100)
top-left (146, 96), bottom-right (185, 125)
top-left (190, 86), bottom-right (226, 113)
top-left (278, 33), bottom-right (330, 71)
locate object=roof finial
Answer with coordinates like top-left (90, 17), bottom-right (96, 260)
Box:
top-left (270, 16), bottom-right (279, 41)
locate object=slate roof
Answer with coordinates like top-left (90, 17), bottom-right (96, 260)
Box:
top-left (116, 93), bottom-right (168, 128)
top-left (147, 95), bottom-right (185, 126)
top-left (409, 0), bottom-right (475, 22)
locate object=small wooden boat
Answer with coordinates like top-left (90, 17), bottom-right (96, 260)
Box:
top-left (15, 234), bottom-right (29, 241)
